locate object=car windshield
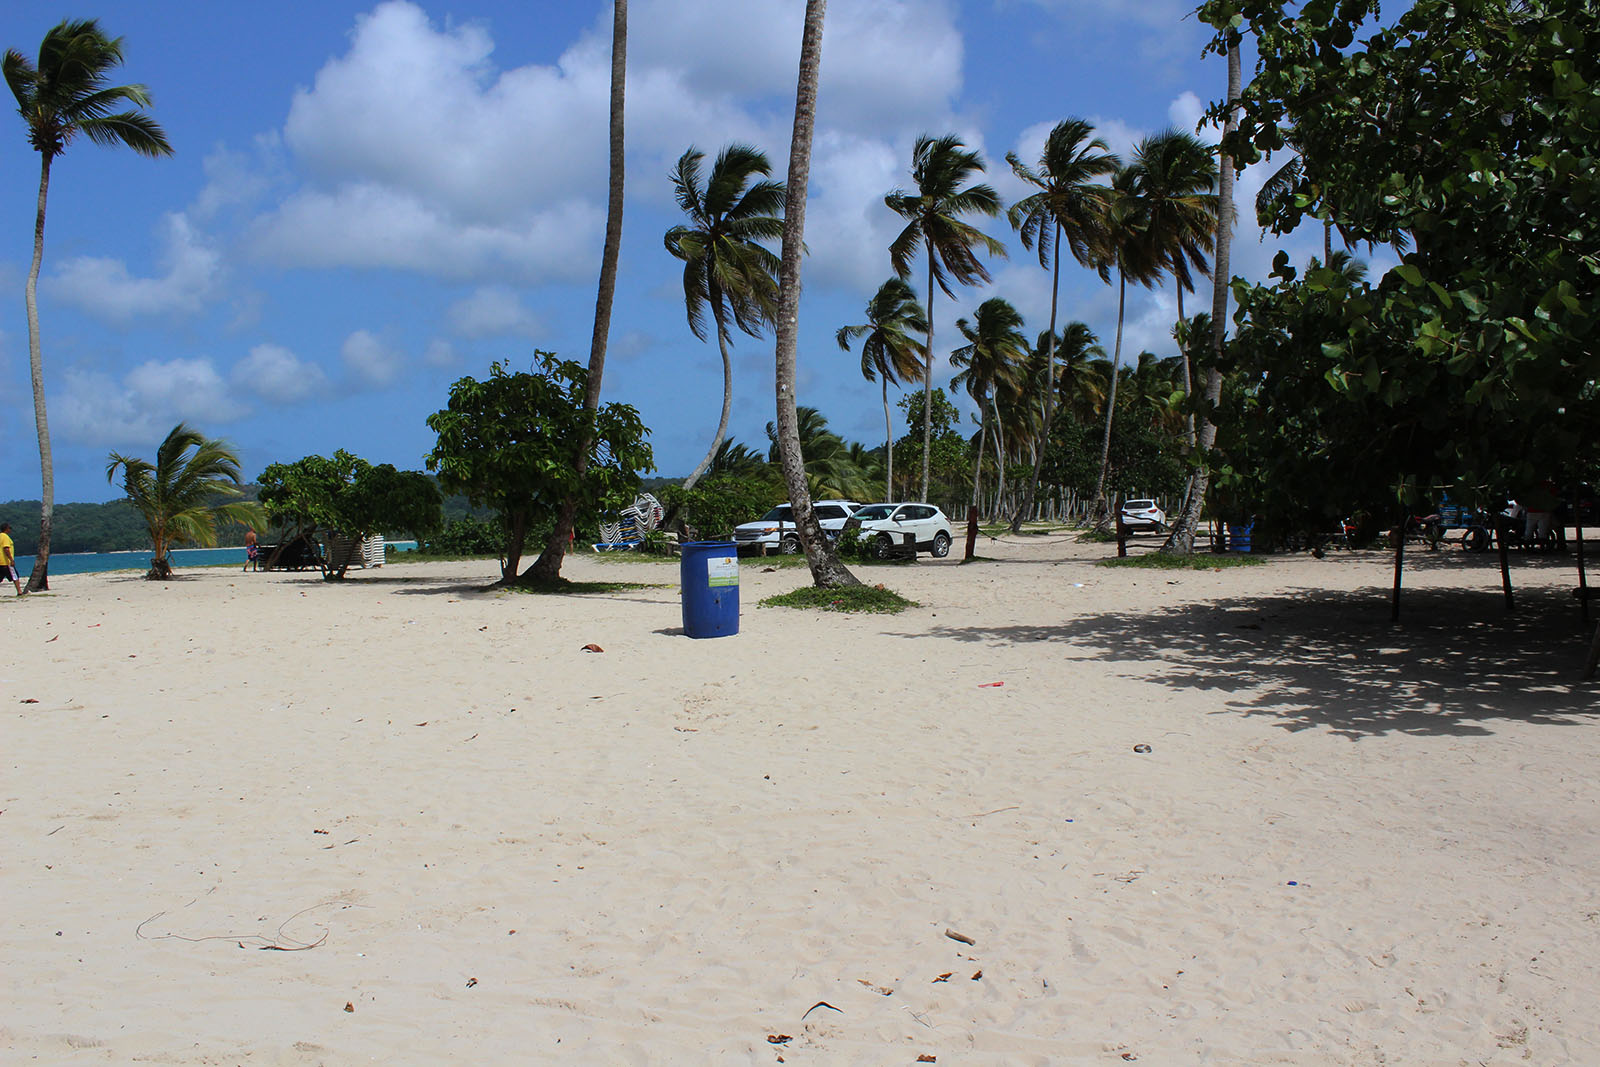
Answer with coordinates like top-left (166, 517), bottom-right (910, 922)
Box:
top-left (759, 506), bottom-right (794, 522)
top-left (853, 504), bottom-right (894, 520)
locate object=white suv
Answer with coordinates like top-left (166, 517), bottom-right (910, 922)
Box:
top-left (844, 503), bottom-right (954, 558)
top-left (1119, 499), bottom-right (1166, 532)
top-left (732, 500), bottom-right (861, 553)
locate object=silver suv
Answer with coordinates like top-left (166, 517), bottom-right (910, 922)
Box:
top-left (732, 500), bottom-right (861, 553)
top-left (844, 503), bottom-right (954, 558)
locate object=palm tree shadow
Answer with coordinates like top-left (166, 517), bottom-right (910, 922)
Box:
top-left (893, 586), bottom-right (1597, 739)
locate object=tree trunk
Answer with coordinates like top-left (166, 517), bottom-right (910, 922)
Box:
top-left (524, 0), bottom-right (627, 583)
top-left (1162, 36), bottom-right (1240, 555)
top-left (681, 314), bottom-right (734, 492)
top-left (969, 396), bottom-right (988, 512)
top-left (1089, 268), bottom-right (1127, 525)
top-left (991, 394), bottom-right (1006, 520)
top-left (772, 0), bottom-right (855, 588)
top-left (920, 247), bottom-right (935, 502)
top-left (881, 377), bottom-right (893, 502)
top-left (25, 154), bottom-right (54, 592)
top-left (1011, 221), bottom-right (1062, 533)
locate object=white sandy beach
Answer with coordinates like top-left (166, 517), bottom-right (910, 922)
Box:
top-left (3, 532), bottom-right (1598, 1064)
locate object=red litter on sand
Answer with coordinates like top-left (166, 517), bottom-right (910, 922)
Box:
top-left (978, 681), bottom-right (1004, 688)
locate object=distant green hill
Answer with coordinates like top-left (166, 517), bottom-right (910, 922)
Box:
top-left (2, 479), bottom-right (494, 556)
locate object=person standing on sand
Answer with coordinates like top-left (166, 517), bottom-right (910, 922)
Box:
top-left (243, 528), bottom-right (258, 572)
top-left (1, 523), bottom-right (22, 595)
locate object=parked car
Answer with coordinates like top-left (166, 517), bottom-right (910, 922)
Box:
top-left (843, 503), bottom-right (954, 558)
top-left (1119, 498), bottom-right (1166, 532)
top-left (731, 500), bottom-right (861, 553)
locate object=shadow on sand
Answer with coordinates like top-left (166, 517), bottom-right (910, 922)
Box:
top-left (892, 583), bottom-right (1597, 740)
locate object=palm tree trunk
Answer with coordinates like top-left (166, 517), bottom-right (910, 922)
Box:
top-left (772, 0), bottom-right (855, 588)
top-left (1090, 267), bottom-right (1127, 524)
top-left (881, 377), bottom-right (893, 502)
top-left (25, 155), bottom-right (54, 592)
top-left (1163, 33), bottom-right (1239, 555)
top-left (1011, 221), bottom-right (1062, 533)
top-left (990, 394), bottom-right (1007, 519)
top-left (920, 247), bottom-right (935, 502)
top-left (680, 323), bottom-right (734, 492)
top-left (969, 395), bottom-right (988, 510)
top-left (525, 0), bottom-right (626, 582)
top-left (1176, 285), bottom-right (1195, 448)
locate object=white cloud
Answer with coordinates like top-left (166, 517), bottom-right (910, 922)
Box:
top-left (47, 213), bottom-right (222, 321)
top-left (447, 286), bottom-right (541, 339)
top-left (57, 358), bottom-right (245, 446)
top-left (231, 343), bottom-right (329, 404)
top-left (341, 329), bottom-right (402, 388)
top-left (423, 338), bottom-right (457, 368)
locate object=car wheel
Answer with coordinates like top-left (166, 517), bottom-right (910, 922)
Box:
top-left (779, 534), bottom-right (800, 554)
top-left (872, 534), bottom-right (893, 560)
top-left (930, 531), bottom-right (951, 558)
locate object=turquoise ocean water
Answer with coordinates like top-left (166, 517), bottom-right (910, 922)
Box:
top-left (12, 542), bottom-right (417, 578)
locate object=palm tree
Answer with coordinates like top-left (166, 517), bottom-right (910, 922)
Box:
top-left (106, 424), bottom-right (265, 581)
top-left (765, 407), bottom-right (873, 502)
top-left (886, 134), bottom-right (1007, 501)
top-left (950, 297), bottom-right (1028, 520)
top-left (1005, 119), bottom-right (1118, 530)
top-left (836, 278), bottom-right (928, 501)
top-left (1126, 129), bottom-right (1218, 446)
top-left (6, 19), bottom-right (173, 591)
top-left (527, 0), bottom-right (627, 584)
top-left (665, 143), bottom-right (784, 491)
top-left (1052, 322), bottom-right (1108, 422)
top-left (769, 0), bottom-right (857, 588)
top-left (1088, 166), bottom-right (1163, 523)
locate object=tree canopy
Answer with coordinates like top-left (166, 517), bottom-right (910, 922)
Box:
top-left (1199, 0), bottom-right (1600, 526)
top-left (257, 450), bottom-right (440, 580)
top-left (426, 353), bottom-right (652, 584)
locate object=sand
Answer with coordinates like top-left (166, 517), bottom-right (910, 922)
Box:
top-left (3, 532), bottom-right (1598, 1064)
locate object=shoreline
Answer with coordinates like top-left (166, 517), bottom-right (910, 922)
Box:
top-left (4, 534), bottom-right (1597, 1062)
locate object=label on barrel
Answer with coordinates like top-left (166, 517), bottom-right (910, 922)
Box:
top-left (706, 555), bottom-right (738, 587)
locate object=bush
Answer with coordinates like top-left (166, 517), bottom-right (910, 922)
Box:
top-left (657, 474), bottom-right (780, 540)
top-left (419, 516), bottom-right (503, 555)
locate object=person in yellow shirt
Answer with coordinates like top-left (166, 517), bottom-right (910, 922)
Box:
top-left (0, 523), bottom-right (21, 596)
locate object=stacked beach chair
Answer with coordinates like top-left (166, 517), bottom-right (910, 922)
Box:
top-left (593, 493), bottom-right (664, 551)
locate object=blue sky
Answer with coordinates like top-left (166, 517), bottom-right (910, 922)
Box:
top-left (0, 0), bottom-right (1338, 505)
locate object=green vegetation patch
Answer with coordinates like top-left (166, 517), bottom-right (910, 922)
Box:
top-left (503, 577), bottom-right (667, 595)
top-left (1076, 528), bottom-right (1117, 544)
top-left (760, 584), bottom-right (919, 613)
top-left (1098, 552), bottom-right (1263, 570)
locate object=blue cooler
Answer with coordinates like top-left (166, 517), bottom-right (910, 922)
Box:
top-left (680, 541), bottom-right (739, 638)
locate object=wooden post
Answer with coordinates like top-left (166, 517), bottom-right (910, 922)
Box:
top-left (1390, 523), bottom-right (1405, 622)
top-left (963, 505), bottom-right (978, 562)
top-left (1497, 515), bottom-right (1515, 612)
top-left (1574, 483), bottom-right (1589, 625)
top-left (1116, 515), bottom-right (1128, 558)
top-left (1585, 617), bottom-right (1600, 680)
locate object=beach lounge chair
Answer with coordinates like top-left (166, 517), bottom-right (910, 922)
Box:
top-left (592, 493), bottom-right (663, 551)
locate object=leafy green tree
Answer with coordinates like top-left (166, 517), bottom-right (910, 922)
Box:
top-left (836, 278), bottom-right (928, 501)
top-left (1052, 322), bottom-right (1109, 423)
top-left (950, 297), bottom-right (1029, 517)
top-left (1005, 118), bottom-right (1118, 529)
top-left (886, 134), bottom-right (1007, 501)
top-left (426, 353), bottom-right (652, 585)
top-left (657, 473), bottom-right (780, 541)
top-left (6, 18), bottom-right (173, 591)
top-left (105, 423), bottom-right (264, 580)
top-left (1196, 0), bottom-right (1600, 540)
top-left (257, 451), bottom-right (441, 580)
top-left (893, 388), bottom-right (970, 512)
top-left (665, 143), bottom-right (784, 491)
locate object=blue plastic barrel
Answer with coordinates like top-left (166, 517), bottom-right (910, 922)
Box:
top-left (1227, 522), bottom-right (1254, 553)
top-left (680, 541), bottom-right (739, 638)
